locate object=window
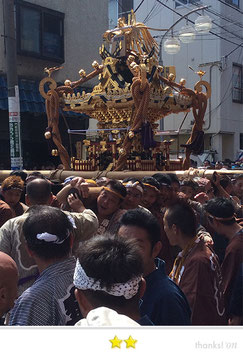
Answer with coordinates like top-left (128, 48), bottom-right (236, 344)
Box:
top-left (232, 64), bottom-right (243, 103)
top-left (118, 0), bottom-right (133, 21)
top-left (225, 0), bottom-right (239, 7)
top-left (240, 134), bottom-right (243, 150)
top-left (16, 0), bottom-right (64, 62)
top-left (109, 0), bottom-right (118, 29)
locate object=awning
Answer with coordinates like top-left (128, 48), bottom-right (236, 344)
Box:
top-left (0, 75), bottom-right (87, 118)
top-left (0, 76), bottom-right (45, 112)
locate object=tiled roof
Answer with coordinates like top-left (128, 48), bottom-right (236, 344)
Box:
top-left (0, 76), bottom-right (87, 118)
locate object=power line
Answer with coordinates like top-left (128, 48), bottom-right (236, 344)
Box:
top-left (134, 0), bottom-right (145, 13)
top-left (143, 1), bottom-right (157, 22)
top-left (175, 0), bottom-right (243, 37)
top-left (204, 47), bottom-right (243, 118)
top-left (155, 0), bottom-right (243, 50)
top-left (225, 41), bottom-right (243, 58)
top-left (217, 0), bottom-right (243, 15)
top-left (144, 2), bottom-right (160, 23)
top-left (189, 0), bottom-right (243, 29)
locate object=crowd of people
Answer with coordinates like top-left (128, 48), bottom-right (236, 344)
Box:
top-left (0, 169), bottom-right (242, 326)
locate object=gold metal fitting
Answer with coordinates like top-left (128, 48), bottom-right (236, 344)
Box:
top-left (83, 139), bottom-right (90, 146)
top-left (168, 73), bottom-right (175, 82)
top-left (51, 149), bottom-right (58, 156)
top-left (92, 61), bottom-right (100, 70)
top-left (64, 79), bottom-right (71, 86)
top-left (180, 78), bottom-right (186, 86)
top-left (127, 55), bottom-right (135, 64)
top-left (128, 130), bottom-right (134, 139)
top-left (79, 69), bottom-right (86, 78)
top-left (44, 131), bottom-right (51, 140)
top-left (164, 86), bottom-right (172, 94)
top-left (118, 148), bottom-right (126, 155)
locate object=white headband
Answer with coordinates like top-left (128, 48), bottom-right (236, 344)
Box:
top-left (35, 216), bottom-right (75, 244)
top-left (36, 232), bottom-right (70, 244)
top-left (73, 259), bottom-right (142, 299)
top-left (124, 181), bottom-right (143, 194)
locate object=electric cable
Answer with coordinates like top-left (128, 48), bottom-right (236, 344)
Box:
top-left (134, 0), bottom-right (145, 13)
top-left (217, 0), bottom-right (243, 15)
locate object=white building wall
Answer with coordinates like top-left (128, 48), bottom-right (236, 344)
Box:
top-left (0, 0), bottom-right (108, 86)
top-left (132, 0), bottom-right (243, 162)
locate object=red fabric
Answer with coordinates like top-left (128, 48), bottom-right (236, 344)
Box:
top-left (0, 200), bottom-right (15, 227)
top-left (221, 229), bottom-right (243, 315)
top-left (178, 240), bottom-right (226, 325)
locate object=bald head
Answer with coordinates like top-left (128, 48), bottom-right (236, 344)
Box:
top-left (26, 178), bottom-right (52, 205)
top-left (0, 252), bottom-right (18, 318)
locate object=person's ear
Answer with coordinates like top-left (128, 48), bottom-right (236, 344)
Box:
top-left (74, 289), bottom-right (92, 318)
top-left (0, 286), bottom-right (6, 300)
top-left (138, 278), bottom-right (146, 299)
top-left (25, 244), bottom-right (34, 258)
top-left (0, 285), bottom-right (8, 314)
top-left (152, 241), bottom-right (162, 259)
top-left (172, 223), bottom-right (178, 235)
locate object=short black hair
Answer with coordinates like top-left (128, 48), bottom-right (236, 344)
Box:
top-left (152, 173), bottom-right (171, 187)
top-left (76, 234), bottom-right (143, 309)
top-left (166, 173), bottom-right (180, 185)
top-left (23, 205), bottom-right (73, 260)
top-left (205, 197), bottom-right (236, 225)
top-left (26, 178), bottom-right (52, 204)
top-left (27, 171), bottom-right (46, 179)
top-left (165, 200), bottom-right (197, 238)
top-left (119, 208), bottom-right (161, 248)
top-left (105, 179), bottom-right (127, 200)
top-left (10, 170), bottom-right (27, 182)
top-left (219, 175), bottom-right (232, 190)
top-left (141, 176), bottom-right (160, 190)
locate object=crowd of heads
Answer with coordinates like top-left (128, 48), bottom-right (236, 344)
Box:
top-left (0, 168), bottom-right (242, 326)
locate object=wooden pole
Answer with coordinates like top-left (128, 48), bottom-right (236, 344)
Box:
top-left (0, 169), bottom-right (242, 183)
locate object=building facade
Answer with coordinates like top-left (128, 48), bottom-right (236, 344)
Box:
top-left (109, 0), bottom-right (243, 164)
top-left (0, 0), bottom-right (108, 168)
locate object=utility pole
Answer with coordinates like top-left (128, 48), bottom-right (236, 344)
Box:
top-left (3, 0), bottom-right (23, 170)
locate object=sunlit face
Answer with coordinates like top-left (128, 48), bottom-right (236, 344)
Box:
top-left (97, 187), bottom-right (121, 217)
top-left (180, 186), bottom-right (195, 200)
top-left (157, 185), bottom-right (174, 208)
top-left (2, 189), bottom-right (22, 208)
top-left (142, 187), bottom-right (158, 209)
top-left (122, 187), bottom-right (143, 210)
top-left (118, 225), bottom-right (156, 276)
top-left (206, 213), bottom-right (219, 234)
